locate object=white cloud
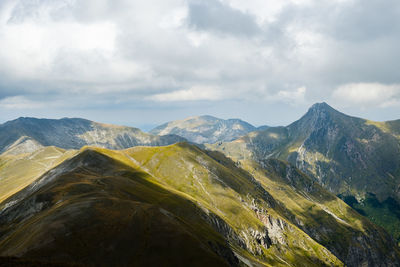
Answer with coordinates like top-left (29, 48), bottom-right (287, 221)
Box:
top-left (0, 1), bottom-right (118, 80)
top-left (150, 86), bottom-right (224, 102)
top-left (0, 96), bottom-right (46, 109)
top-left (332, 83), bottom-right (400, 107)
top-left (273, 86), bottom-right (307, 105)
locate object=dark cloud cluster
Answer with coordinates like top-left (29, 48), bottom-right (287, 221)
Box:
top-left (187, 0), bottom-right (260, 37)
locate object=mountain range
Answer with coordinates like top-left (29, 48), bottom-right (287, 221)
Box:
top-left (150, 115), bottom-right (266, 144)
top-left (0, 117), bottom-right (185, 153)
top-left (0, 103), bottom-right (399, 266)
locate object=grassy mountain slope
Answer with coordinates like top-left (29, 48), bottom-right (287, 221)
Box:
top-left (127, 144), bottom-right (400, 265)
top-left (0, 144), bottom-right (345, 266)
top-left (209, 103), bottom-right (400, 243)
top-left (0, 149), bottom-right (235, 266)
top-left (0, 117), bottom-right (185, 152)
top-left (2, 143), bottom-right (399, 265)
top-left (150, 115), bottom-right (258, 144)
top-left (122, 143), bottom-right (342, 266)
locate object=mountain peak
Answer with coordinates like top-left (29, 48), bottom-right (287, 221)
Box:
top-left (308, 102), bottom-right (334, 112)
top-left (150, 115), bottom-right (256, 144)
top-left (287, 102), bottom-right (346, 131)
top-left (184, 115), bottom-right (218, 122)
top-left (303, 102), bottom-right (343, 120)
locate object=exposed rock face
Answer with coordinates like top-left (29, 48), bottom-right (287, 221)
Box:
top-left (150, 115), bottom-right (260, 144)
top-left (0, 117), bottom-right (185, 153)
top-left (262, 215), bottom-right (288, 246)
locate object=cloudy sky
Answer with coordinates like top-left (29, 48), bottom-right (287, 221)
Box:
top-left (0, 0), bottom-right (399, 130)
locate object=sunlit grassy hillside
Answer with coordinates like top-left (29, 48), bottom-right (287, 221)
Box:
top-left (1, 143), bottom-right (398, 266)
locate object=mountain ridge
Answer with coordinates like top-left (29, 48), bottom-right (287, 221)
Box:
top-left (0, 117), bottom-right (186, 153)
top-left (208, 102), bottom-right (400, 244)
top-left (150, 115), bottom-right (265, 144)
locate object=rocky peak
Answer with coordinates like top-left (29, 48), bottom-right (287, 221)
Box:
top-left (192, 115), bottom-right (220, 122)
top-left (150, 115), bottom-right (256, 144)
top-left (305, 102), bottom-right (338, 120)
top-left (309, 102), bottom-right (331, 111)
top-left (289, 102), bottom-right (346, 134)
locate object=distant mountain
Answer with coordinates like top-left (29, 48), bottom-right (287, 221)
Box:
top-left (209, 102), bottom-right (400, 243)
top-left (256, 125), bottom-right (270, 131)
top-left (150, 115), bottom-right (259, 144)
top-left (1, 143), bottom-right (398, 266)
top-left (0, 117), bottom-right (185, 153)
